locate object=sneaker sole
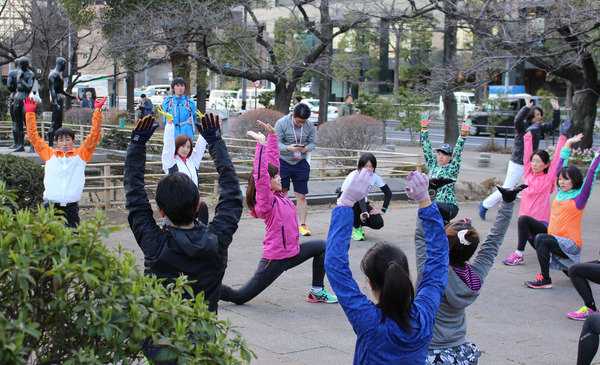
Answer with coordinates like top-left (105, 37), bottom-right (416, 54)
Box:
top-left (567, 315), bottom-right (587, 321)
top-left (525, 282), bottom-right (552, 289)
top-left (307, 297), bottom-right (338, 304)
top-left (503, 260), bottom-right (523, 266)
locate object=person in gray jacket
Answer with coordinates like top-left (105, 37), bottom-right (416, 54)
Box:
top-left (415, 184), bottom-right (527, 364)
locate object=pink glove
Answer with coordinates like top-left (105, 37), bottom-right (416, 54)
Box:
top-left (339, 168), bottom-right (373, 207)
top-left (95, 96), bottom-right (107, 109)
top-left (405, 171), bottom-right (430, 203)
top-left (23, 97), bottom-right (37, 113)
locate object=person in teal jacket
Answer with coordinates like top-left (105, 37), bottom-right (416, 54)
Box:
top-left (162, 77), bottom-right (197, 140)
top-left (325, 170), bottom-right (449, 364)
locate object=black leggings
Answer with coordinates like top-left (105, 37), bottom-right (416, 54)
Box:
top-left (220, 239), bottom-right (326, 305)
top-left (517, 215), bottom-right (548, 251)
top-left (435, 202), bottom-right (458, 224)
top-left (569, 261), bottom-right (600, 311)
top-left (534, 234), bottom-right (568, 278)
top-left (578, 313), bottom-right (600, 365)
top-left (352, 201), bottom-right (384, 230)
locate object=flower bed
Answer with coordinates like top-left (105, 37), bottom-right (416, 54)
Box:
top-left (547, 145), bottom-right (596, 168)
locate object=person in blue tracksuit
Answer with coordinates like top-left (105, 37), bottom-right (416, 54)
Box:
top-left (162, 77), bottom-right (197, 140)
top-left (325, 170), bottom-right (449, 364)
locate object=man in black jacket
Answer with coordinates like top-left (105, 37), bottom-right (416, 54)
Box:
top-left (124, 113), bottom-right (242, 313)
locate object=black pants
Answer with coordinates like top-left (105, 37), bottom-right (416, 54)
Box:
top-left (517, 215), bottom-right (548, 251)
top-left (578, 313), bottom-right (600, 365)
top-left (436, 202), bottom-right (458, 224)
top-left (220, 239), bottom-right (326, 305)
top-left (534, 234), bottom-right (568, 278)
top-left (352, 201), bottom-right (384, 229)
top-left (45, 202), bottom-right (80, 228)
top-left (569, 261), bottom-right (600, 311)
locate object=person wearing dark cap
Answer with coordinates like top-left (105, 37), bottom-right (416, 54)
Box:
top-left (338, 93), bottom-right (354, 117)
top-left (420, 114), bottom-right (472, 223)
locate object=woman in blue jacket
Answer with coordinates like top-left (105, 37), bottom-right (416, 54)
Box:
top-left (325, 170), bottom-right (449, 364)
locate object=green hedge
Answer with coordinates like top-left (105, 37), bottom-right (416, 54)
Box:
top-left (0, 154), bottom-right (44, 210)
top-left (0, 181), bottom-right (254, 364)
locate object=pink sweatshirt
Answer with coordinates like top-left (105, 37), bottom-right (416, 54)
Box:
top-left (519, 133), bottom-right (566, 221)
top-left (251, 134), bottom-right (301, 260)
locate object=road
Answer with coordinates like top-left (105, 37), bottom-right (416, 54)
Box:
top-left (385, 120), bottom-right (600, 149)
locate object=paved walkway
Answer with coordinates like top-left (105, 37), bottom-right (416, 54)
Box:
top-left (103, 147), bottom-right (600, 364)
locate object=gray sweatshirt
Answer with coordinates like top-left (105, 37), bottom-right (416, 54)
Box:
top-left (274, 113), bottom-right (316, 165)
top-left (415, 200), bottom-right (515, 348)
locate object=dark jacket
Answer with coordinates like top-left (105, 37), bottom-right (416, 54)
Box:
top-left (138, 99), bottom-right (153, 118)
top-left (81, 98), bottom-right (94, 109)
top-left (511, 107), bottom-right (560, 165)
top-left (124, 138), bottom-right (243, 312)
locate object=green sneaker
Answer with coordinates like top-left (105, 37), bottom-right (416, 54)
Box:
top-left (352, 226), bottom-right (365, 241)
top-left (307, 288), bottom-right (338, 303)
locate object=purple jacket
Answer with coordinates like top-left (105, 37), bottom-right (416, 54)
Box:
top-left (251, 134), bottom-right (300, 260)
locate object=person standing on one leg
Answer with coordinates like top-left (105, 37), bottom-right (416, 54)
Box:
top-left (275, 102), bottom-right (315, 236)
top-left (479, 96), bottom-right (560, 220)
top-left (567, 261), bottom-right (600, 320)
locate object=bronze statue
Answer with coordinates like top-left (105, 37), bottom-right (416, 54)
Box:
top-left (12, 56), bottom-right (34, 152)
top-left (48, 57), bottom-right (75, 147)
top-left (6, 58), bottom-right (21, 149)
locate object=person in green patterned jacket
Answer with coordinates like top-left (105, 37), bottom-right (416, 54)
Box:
top-left (420, 115), bottom-right (471, 223)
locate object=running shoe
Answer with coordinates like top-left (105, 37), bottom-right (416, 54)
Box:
top-left (478, 202), bottom-right (488, 220)
top-left (307, 288), bottom-right (338, 303)
top-left (525, 272), bottom-right (552, 289)
top-left (299, 224), bottom-right (311, 236)
top-left (352, 226), bottom-right (365, 241)
top-left (567, 306), bottom-right (598, 321)
top-left (503, 253), bottom-right (524, 266)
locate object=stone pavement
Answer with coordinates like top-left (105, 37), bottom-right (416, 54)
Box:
top-left (105, 146), bottom-right (600, 364)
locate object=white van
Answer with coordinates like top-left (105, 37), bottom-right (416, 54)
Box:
top-left (145, 84), bottom-right (171, 105)
top-left (235, 88), bottom-right (273, 111)
top-left (438, 92), bottom-right (476, 118)
top-left (208, 90), bottom-right (238, 110)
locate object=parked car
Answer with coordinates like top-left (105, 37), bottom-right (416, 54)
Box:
top-left (301, 99), bottom-right (338, 125)
top-left (439, 92), bottom-right (476, 118)
top-left (467, 94), bottom-right (540, 137)
top-left (145, 84), bottom-right (171, 106)
top-left (73, 86), bottom-right (96, 106)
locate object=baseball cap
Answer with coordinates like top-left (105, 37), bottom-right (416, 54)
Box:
top-left (436, 144), bottom-right (453, 155)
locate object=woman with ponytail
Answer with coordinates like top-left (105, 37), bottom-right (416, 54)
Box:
top-left (415, 184), bottom-right (527, 364)
top-left (326, 170), bottom-right (449, 363)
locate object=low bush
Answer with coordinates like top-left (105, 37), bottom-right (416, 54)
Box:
top-left (0, 154), bottom-right (44, 210)
top-left (99, 127), bottom-right (130, 150)
top-left (64, 108), bottom-right (94, 125)
top-left (101, 108), bottom-right (129, 126)
top-left (0, 85), bottom-right (10, 120)
top-left (229, 109), bottom-right (285, 139)
top-left (0, 181), bottom-right (253, 364)
top-left (317, 115), bottom-right (384, 165)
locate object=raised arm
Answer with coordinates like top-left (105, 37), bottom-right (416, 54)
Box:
top-left (523, 132), bottom-right (534, 179)
top-left (125, 116), bottom-right (163, 259)
top-left (420, 118), bottom-right (435, 167)
top-left (157, 107), bottom-right (176, 172)
top-left (248, 121), bottom-right (278, 217)
top-left (199, 113), bottom-right (243, 249)
top-left (574, 151), bottom-right (600, 209)
top-left (23, 98), bottom-right (54, 161)
top-left (514, 96), bottom-right (532, 133)
top-left (540, 99), bottom-right (561, 134)
top-left (190, 126), bottom-right (207, 169)
top-left (77, 97), bottom-right (106, 163)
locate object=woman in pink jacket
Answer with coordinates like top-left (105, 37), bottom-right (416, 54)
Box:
top-left (502, 120), bottom-right (569, 266)
top-left (220, 120), bottom-right (338, 305)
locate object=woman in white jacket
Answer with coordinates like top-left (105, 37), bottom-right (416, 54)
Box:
top-left (158, 108), bottom-right (209, 224)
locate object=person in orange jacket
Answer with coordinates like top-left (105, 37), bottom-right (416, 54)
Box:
top-left (23, 96), bottom-right (106, 227)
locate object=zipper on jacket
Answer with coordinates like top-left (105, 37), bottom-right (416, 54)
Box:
top-left (281, 226), bottom-right (287, 249)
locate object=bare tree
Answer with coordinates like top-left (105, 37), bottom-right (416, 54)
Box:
top-left (0, 0), bottom-right (35, 66)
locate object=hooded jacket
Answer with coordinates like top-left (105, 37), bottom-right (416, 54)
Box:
top-left (251, 134), bottom-right (301, 260)
top-left (415, 200), bottom-right (515, 349)
top-left (511, 106), bottom-right (560, 165)
top-left (124, 138), bottom-right (242, 312)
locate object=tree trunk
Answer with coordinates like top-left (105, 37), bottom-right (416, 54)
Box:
top-left (318, 0), bottom-right (332, 126)
top-left (196, 59), bottom-right (208, 114)
top-left (393, 27), bottom-right (401, 97)
top-left (126, 69), bottom-right (135, 119)
top-left (571, 87), bottom-right (598, 148)
top-left (170, 52), bottom-right (191, 94)
top-left (274, 83), bottom-right (294, 114)
top-left (442, 0), bottom-right (459, 144)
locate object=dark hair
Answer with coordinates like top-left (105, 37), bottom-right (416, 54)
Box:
top-left (295, 96), bottom-right (303, 103)
top-left (171, 77), bottom-right (186, 89)
top-left (526, 106), bottom-right (543, 121)
top-left (241, 101), bottom-right (247, 110)
top-left (557, 165), bottom-right (584, 191)
top-left (360, 242), bottom-right (414, 333)
top-left (140, 93), bottom-right (147, 98)
top-left (293, 103), bottom-right (311, 120)
top-left (55, 127), bottom-right (75, 141)
top-left (445, 220), bottom-right (480, 266)
top-left (531, 150), bottom-right (550, 174)
top-left (155, 173), bottom-right (199, 226)
top-left (358, 153), bottom-right (377, 171)
top-left (174, 134), bottom-right (193, 158)
top-left (246, 164), bottom-right (279, 210)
